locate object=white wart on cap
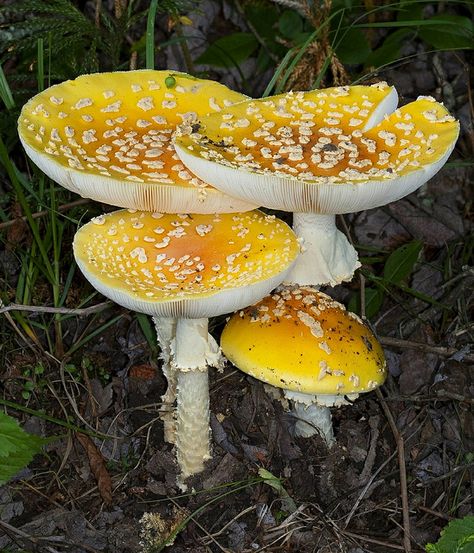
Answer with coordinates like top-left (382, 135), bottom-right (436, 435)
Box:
top-left (18, 70), bottom-right (255, 213)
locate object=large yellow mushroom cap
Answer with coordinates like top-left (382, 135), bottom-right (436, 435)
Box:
top-left (18, 70), bottom-right (255, 213)
top-left (175, 85), bottom-right (459, 213)
top-left (73, 209), bottom-right (299, 318)
top-left (221, 286), bottom-right (386, 395)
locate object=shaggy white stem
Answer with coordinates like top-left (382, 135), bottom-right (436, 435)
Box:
top-left (287, 213), bottom-right (360, 286)
top-left (291, 401), bottom-right (335, 446)
top-left (153, 316), bottom-right (178, 444)
top-left (173, 318), bottom-right (213, 486)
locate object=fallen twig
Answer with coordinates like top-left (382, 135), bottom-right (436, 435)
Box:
top-left (0, 301), bottom-right (112, 317)
top-left (379, 336), bottom-right (474, 362)
top-left (341, 529), bottom-right (408, 551)
top-left (0, 198), bottom-right (90, 231)
top-left (376, 387), bottom-right (412, 553)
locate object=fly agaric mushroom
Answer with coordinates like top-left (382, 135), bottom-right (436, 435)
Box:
top-left (73, 209), bottom-right (299, 484)
top-left (18, 69), bottom-right (257, 445)
top-left (18, 69), bottom-right (254, 213)
top-left (174, 85), bottom-right (459, 286)
top-left (221, 285), bottom-right (386, 445)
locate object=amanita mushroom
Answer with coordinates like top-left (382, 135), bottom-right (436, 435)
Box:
top-left (18, 69), bottom-right (257, 443)
top-left (73, 209), bottom-right (299, 483)
top-left (221, 285), bottom-right (386, 445)
top-left (174, 85), bottom-right (459, 285)
top-left (18, 69), bottom-right (254, 213)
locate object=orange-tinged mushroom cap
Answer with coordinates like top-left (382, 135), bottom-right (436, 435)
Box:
top-left (221, 286), bottom-right (386, 395)
top-left (175, 85), bottom-right (459, 213)
top-left (18, 70), bottom-right (254, 213)
top-left (73, 209), bottom-right (299, 318)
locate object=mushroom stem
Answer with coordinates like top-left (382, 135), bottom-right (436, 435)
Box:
top-left (173, 317), bottom-right (214, 486)
top-left (291, 401), bottom-right (335, 446)
top-left (287, 213), bottom-right (360, 286)
top-left (153, 316), bottom-right (178, 444)
top-left (153, 317), bottom-right (222, 445)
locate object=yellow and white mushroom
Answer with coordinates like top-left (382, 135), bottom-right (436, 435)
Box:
top-left (18, 69), bottom-right (258, 447)
top-left (221, 285), bottom-right (387, 445)
top-left (73, 209), bottom-right (299, 484)
top-left (175, 84), bottom-right (459, 285)
top-left (18, 70), bottom-right (255, 213)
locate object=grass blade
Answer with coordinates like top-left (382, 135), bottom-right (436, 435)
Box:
top-left (146, 0), bottom-right (159, 70)
top-left (0, 64), bottom-right (15, 110)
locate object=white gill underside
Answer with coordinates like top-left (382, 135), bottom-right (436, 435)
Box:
top-left (174, 140), bottom-right (455, 215)
top-left (21, 138), bottom-right (256, 214)
top-left (73, 253), bottom-right (297, 319)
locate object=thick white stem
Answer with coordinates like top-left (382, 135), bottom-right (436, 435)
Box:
top-left (153, 316), bottom-right (177, 444)
top-left (286, 213), bottom-right (360, 286)
top-left (291, 401), bottom-right (335, 446)
top-left (173, 318), bottom-right (212, 487)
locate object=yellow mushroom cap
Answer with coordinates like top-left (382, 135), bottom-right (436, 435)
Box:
top-left (73, 209), bottom-right (299, 318)
top-left (221, 286), bottom-right (386, 395)
top-left (18, 70), bottom-right (255, 213)
top-left (175, 85), bottom-right (459, 213)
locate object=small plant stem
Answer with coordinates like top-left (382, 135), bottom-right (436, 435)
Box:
top-left (37, 38), bottom-right (44, 92)
top-left (50, 179), bottom-right (64, 357)
top-left (376, 388), bottom-right (412, 553)
top-left (0, 137), bottom-right (54, 283)
top-left (236, 0), bottom-right (277, 61)
top-left (146, 0), bottom-right (159, 70)
top-left (0, 399), bottom-right (109, 438)
top-left (340, 530), bottom-right (406, 551)
top-left (95, 0), bottom-right (102, 27)
top-left (175, 22), bottom-right (195, 74)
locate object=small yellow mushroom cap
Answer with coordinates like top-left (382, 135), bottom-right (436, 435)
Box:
top-left (221, 286), bottom-right (386, 395)
top-left (175, 85), bottom-right (459, 213)
top-left (73, 209), bottom-right (299, 318)
top-left (18, 70), bottom-right (254, 213)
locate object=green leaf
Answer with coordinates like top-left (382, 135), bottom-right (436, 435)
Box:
top-left (383, 241), bottom-right (423, 284)
top-left (425, 515), bottom-right (474, 553)
top-left (336, 27), bottom-right (371, 65)
top-left (279, 10), bottom-right (304, 40)
top-left (0, 412), bottom-right (46, 485)
top-left (258, 468), bottom-right (297, 513)
top-left (396, 1), bottom-right (423, 22)
top-left (348, 287), bottom-right (384, 319)
top-left (195, 33), bottom-right (258, 68)
top-left (366, 28), bottom-right (414, 68)
top-left (245, 4), bottom-right (279, 41)
top-left (419, 15), bottom-right (474, 50)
